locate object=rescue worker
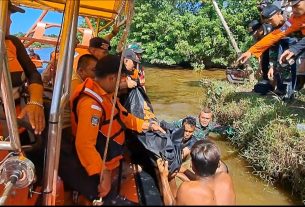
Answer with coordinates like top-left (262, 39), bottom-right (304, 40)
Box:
top-left (88, 37), bottom-right (112, 60)
top-left (237, 0), bottom-right (305, 67)
top-left (260, 4), bottom-right (298, 93)
top-left (73, 20), bottom-right (126, 70)
top-left (65, 54), bottom-right (165, 202)
top-left (28, 48), bottom-right (43, 68)
top-left (1, 1), bottom-right (45, 136)
top-left (248, 20), bottom-right (273, 81)
top-left (127, 43), bottom-right (146, 89)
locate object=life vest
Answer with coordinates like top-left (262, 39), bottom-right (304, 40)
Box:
top-left (71, 78), bottom-right (127, 170)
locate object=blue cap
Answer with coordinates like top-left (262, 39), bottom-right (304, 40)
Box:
top-left (127, 43), bottom-right (144, 54)
top-left (261, 4), bottom-right (281, 19)
top-left (123, 49), bottom-right (140, 63)
top-left (288, 0), bottom-right (301, 6)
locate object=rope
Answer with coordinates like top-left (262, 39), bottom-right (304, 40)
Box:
top-left (96, 0), bottom-right (135, 204)
top-left (116, 0), bottom-right (133, 53)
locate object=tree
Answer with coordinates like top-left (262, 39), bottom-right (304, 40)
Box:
top-left (81, 0), bottom-right (260, 69)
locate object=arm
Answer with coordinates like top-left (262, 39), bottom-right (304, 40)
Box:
top-left (103, 19), bottom-right (126, 42)
top-left (238, 17), bottom-right (302, 64)
top-left (279, 37), bottom-right (305, 64)
top-left (117, 101), bottom-right (165, 133)
top-left (8, 35), bottom-right (45, 134)
top-left (157, 159), bottom-right (176, 205)
top-left (8, 35), bottom-right (42, 85)
top-left (249, 18), bottom-right (301, 58)
top-left (75, 98), bottom-right (104, 176)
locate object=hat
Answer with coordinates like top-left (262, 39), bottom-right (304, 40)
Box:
top-left (262, 23), bottom-right (273, 35)
top-left (123, 49), bottom-right (140, 63)
top-left (8, 0), bottom-right (25, 13)
top-left (95, 54), bottom-right (121, 78)
top-left (288, 0), bottom-right (301, 6)
top-left (261, 4), bottom-right (281, 19)
top-left (127, 43), bottom-right (144, 53)
top-left (248, 20), bottom-right (262, 35)
top-left (89, 37), bottom-right (111, 51)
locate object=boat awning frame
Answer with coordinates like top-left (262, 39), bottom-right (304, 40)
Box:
top-left (11, 0), bottom-right (125, 20)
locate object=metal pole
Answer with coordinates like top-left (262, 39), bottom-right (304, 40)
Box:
top-left (42, 0), bottom-right (76, 205)
top-left (0, 0), bottom-right (21, 152)
top-left (50, 1), bottom-right (79, 204)
top-left (0, 181), bottom-right (14, 205)
top-left (211, 0), bottom-right (241, 56)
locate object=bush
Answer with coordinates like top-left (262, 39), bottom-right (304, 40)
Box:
top-left (202, 80), bottom-right (305, 204)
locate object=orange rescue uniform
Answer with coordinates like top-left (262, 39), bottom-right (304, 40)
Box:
top-left (248, 14), bottom-right (305, 58)
top-left (71, 78), bottom-right (144, 176)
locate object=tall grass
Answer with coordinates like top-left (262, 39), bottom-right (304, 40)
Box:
top-left (202, 80), bottom-right (305, 203)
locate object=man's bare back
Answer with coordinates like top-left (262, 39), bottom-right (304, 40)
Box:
top-left (176, 172), bottom-right (235, 205)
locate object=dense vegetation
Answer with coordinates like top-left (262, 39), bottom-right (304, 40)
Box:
top-left (202, 79), bottom-right (305, 204)
top-left (109, 0), bottom-right (261, 69)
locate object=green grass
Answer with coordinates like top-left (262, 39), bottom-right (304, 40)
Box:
top-left (201, 80), bottom-right (305, 204)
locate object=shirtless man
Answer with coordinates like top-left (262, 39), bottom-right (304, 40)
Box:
top-left (157, 140), bottom-right (236, 205)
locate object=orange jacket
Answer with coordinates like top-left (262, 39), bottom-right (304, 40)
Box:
top-left (73, 48), bottom-right (90, 71)
top-left (248, 14), bottom-right (305, 58)
top-left (6, 40), bottom-right (24, 73)
top-left (70, 78), bottom-right (144, 176)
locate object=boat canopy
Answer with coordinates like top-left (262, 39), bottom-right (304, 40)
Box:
top-left (11, 0), bottom-right (126, 20)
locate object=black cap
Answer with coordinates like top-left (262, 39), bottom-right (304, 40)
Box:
top-left (261, 4), bottom-right (281, 19)
top-left (89, 37), bottom-right (111, 51)
top-left (248, 20), bottom-right (262, 35)
top-left (288, 0), bottom-right (301, 6)
top-left (9, 0), bottom-right (25, 13)
top-left (95, 54), bottom-right (121, 78)
top-left (123, 49), bottom-right (140, 63)
top-left (262, 23), bottom-right (273, 35)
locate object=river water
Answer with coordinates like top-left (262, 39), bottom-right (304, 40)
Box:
top-left (144, 66), bottom-right (299, 205)
top-left (33, 47), bottom-right (298, 204)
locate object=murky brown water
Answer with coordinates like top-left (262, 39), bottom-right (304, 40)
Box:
top-left (145, 66), bottom-right (299, 205)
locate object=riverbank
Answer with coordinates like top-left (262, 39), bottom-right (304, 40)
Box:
top-left (201, 79), bottom-right (305, 204)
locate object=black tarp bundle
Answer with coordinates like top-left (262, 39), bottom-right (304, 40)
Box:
top-left (123, 86), bottom-right (182, 174)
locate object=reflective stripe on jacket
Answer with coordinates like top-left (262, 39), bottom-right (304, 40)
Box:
top-left (70, 78), bottom-right (144, 175)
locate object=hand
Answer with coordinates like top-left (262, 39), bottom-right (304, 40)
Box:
top-left (236, 51), bottom-right (252, 65)
top-left (18, 104), bottom-right (45, 135)
top-left (150, 121), bottom-right (166, 134)
top-left (279, 49), bottom-right (295, 65)
top-left (157, 158), bottom-right (169, 178)
top-left (267, 67), bottom-right (274, 80)
top-left (98, 169), bottom-right (112, 198)
top-left (126, 76), bottom-right (137, 88)
top-left (112, 18), bottom-right (127, 34)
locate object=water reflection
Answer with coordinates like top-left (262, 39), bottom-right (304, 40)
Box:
top-left (145, 66), bottom-right (299, 205)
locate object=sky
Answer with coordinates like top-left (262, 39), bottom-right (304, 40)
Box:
top-left (10, 6), bottom-right (83, 35)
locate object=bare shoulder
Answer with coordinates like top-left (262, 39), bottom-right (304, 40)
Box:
top-left (214, 172), bottom-right (236, 205)
top-left (176, 181), bottom-right (215, 205)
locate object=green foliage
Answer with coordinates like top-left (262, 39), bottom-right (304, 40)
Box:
top-left (202, 80), bottom-right (305, 204)
top-left (127, 0), bottom-right (259, 69)
top-left (79, 0), bottom-right (260, 69)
